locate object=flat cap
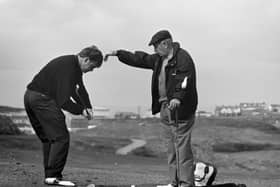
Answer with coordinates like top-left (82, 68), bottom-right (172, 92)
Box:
top-left (148, 30), bottom-right (172, 46)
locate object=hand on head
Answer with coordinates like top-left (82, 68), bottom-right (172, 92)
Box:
top-left (104, 50), bottom-right (118, 61)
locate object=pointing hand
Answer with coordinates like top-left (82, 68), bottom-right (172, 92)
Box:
top-left (104, 50), bottom-right (118, 61)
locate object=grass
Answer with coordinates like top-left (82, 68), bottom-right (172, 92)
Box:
top-left (212, 142), bottom-right (280, 153)
top-left (1, 116), bottom-right (280, 186)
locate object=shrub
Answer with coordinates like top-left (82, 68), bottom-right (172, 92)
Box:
top-left (0, 115), bottom-right (21, 135)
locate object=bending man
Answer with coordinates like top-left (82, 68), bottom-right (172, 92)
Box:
top-left (24, 45), bottom-right (103, 186)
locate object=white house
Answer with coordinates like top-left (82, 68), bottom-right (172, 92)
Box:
top-left (268, 104), bottom-right (280, 113)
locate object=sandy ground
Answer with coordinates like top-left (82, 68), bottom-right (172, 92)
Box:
top-left (0, 135), bottom-right (279, 187)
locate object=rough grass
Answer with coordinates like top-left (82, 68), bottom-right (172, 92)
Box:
top-left (0, 115), bottom-right (22, 135)
top-left (213, 142), bottom-right (280, 153)
top-left (1, 117), bottom-right (280, 186)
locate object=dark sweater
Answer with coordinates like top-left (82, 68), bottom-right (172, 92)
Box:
top-left (27, 55), bottom-right (92, 114)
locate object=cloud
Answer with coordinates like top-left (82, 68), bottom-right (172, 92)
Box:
top-left (0, 0), bottom-right (280, 109)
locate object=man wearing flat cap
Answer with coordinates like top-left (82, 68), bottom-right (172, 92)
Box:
top-left (105, 30), bottom-right (198, 187)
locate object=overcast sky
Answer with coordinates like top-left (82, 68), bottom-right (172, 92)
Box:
top-left (0, 0), bottom-right (279, 112)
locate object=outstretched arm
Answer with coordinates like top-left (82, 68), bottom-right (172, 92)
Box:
top-left (105, 50), bottom-right (158, 70)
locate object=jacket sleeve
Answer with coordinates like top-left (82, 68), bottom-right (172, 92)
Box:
top-left (116, 50), bottom-right (158, 70)
top-left (172, 51), bottom-right (195, 101)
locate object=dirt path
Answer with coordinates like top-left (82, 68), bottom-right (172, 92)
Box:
top-left (116, 139), bottom-right (146, 155)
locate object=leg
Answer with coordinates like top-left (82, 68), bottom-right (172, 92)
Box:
top-left (25, 90), bottom-right (69, 178)
top-left (176, 115), bottom-right (195, 187)
top-left (24, 90), bottom-right (51, 173)
top-left (160, 102), bottom-right (178, 186)
top-left (33, 99), bottom-right (69, 178)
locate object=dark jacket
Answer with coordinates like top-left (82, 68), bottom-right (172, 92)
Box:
top-left (27, 55), bottom-right (92, 115)
top-left (116, 42), bottom-right (198, 120)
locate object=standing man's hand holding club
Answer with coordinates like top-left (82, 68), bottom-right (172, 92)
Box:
top-left (168, 98), bottom-right (181, 111)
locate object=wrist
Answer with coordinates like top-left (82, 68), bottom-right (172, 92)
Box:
top-left (114, 50), bottom-right (119, 56)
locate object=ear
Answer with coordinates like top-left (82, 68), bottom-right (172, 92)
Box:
top-left (84, 57), bottom-right (90, 63)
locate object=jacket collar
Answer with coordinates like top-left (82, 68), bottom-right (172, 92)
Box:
top-left (167, 42), bottom-right (180, 67)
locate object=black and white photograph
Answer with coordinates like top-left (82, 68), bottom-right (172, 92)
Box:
top-left (0, 0), bottom-right (279, 187)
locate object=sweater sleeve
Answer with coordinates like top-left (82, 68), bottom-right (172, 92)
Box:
top-left (75, 76), bottom-right (92, 109)
top-left (55, 68), bottom-right (74, 107)
top-left (61, 99), bottom-right (84, 115)
top-left (56, 64), bottom-right (89, 114)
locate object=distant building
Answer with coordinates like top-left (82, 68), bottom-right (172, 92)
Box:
top-left (240, 102), bottom-right (267, 109)
top-left (239, 102), bottom-right (268, 116)
top-left (196, 110), bottom-right (213, 117)
top-left (268, 104), bottom-right (280, 113)
top-left (215, 102), bottom-right (271, 117)
top-left (114, 111), bottom-right (140, 119)
top-left (215, 105), bottom-right (241, 117)
top-left (93, 106), bottom-right (110, 119)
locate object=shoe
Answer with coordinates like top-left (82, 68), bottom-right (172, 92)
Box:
top-left (44, 177), bottom-right (76, 186)
top-left (57, 174), bottom-right (63, 180)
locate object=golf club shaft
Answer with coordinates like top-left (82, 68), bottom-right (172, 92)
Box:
top-left (174, 108), bottom-right (180, 185)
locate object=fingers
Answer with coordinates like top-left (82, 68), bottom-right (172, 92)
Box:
top-left (86, 108), bottom-right (94, 120)
top-left (104, 54), bottom-right (113, 61)
top-left (82, 109), bottom-right (94, 120)
top-left (104, 51), bottom-right (117, 61)
top-left (82, 109), bottom-right (89, 119)
top-left (168, 99), bottom-right (181, 110)
top-left (104, 54), bottom-right (110, 61)
top-left (168, 102), bottom-right (177, 110)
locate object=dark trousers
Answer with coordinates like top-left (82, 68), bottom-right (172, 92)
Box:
top-left (160, 102), bottom-right (195, 187)
top-left (24, 89), bottom-right (70, 178)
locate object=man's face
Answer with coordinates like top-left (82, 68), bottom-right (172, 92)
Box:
top-left (81, 58), bottom-right (99, 73)
top-left (153, 41), bottom-right (169, 57)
